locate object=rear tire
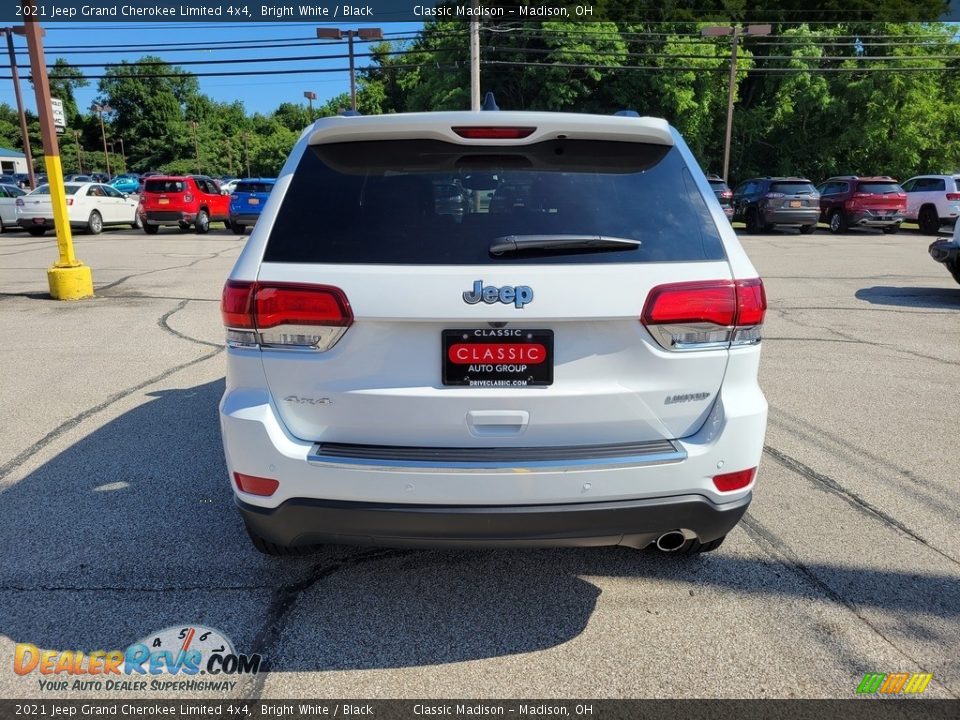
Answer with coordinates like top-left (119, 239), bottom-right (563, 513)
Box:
top-left (143, 223), bottom-right (159, 235)
top-left (27, 227), bottom-right (46, 237)
top-left (947, 259), bottom-right (960, 286)
top-left (800, 223), bottom-right (816, 234)
top-left (86, 210), bottom-right (102, 235)
top-left (745, 208), bottom-right (764, 234)
top-left (178, 221), bottom-right (192, 233)
top-left (131, 213), bottom-right (143, 230)
top-left (230, 221), bottom-right (245, 235)
top-left (919, 206), bottom-right (940, 235)
top-left (828, 209), bottom-right (847, 234)
top-left (246, 526), bottom-right (317, 557)
top-left (195, 209), bottom-right (210, 234)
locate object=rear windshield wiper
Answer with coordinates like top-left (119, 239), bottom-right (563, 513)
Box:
top-left (489, 234), bottom-right (641, 254)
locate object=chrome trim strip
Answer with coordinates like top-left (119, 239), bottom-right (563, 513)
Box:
top-left (307, 441), bottom-right (687, 473)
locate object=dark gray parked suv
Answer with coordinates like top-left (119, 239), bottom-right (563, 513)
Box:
top-left (732, 177), bottom-right (820, 233)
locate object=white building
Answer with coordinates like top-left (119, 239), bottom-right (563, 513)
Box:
top-left (0, 147), bottom-right (28, 176)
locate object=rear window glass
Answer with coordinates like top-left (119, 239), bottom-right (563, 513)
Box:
top-left (145, 179), bottom-right (186, 193)
top-left (32, 185), bottom-right (81, 195)
top-left (235, 181), bottom-right (274, 194)
top-left (708, 180), bottom-right (728, 191)
top-left (770, 181), bottom-right (816, 194)
top-left (264, 139), bottom-right (726, 265)
top-left (856, 182), bottom-right (902, 194)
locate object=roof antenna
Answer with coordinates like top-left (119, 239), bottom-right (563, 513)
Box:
top-left (481, 92), bottom-right (499, 111)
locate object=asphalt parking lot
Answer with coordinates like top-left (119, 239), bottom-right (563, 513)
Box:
top-left (0, 223), bottom-right (958, 700)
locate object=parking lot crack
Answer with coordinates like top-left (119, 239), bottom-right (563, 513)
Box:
top-left (740, 513), bottom-right (959, 698)
top-left (159, 299), bottom-right (223, 349)
top-left (236, 548), bottom-right (408, 701)
top-left (762, 445), bottom-right (959, 569)
top-left (0, 344), bottom-right (222, 483)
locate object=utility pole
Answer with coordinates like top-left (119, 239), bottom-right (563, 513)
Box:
top-left (243, 132), bottom-right (251, 178)
top-left (701, 24), bottom-right (771, 182)
top-left (92, 102), bottom-right (111, 176)
top-left (118, 137), bottom-right (125, 170)
top-left (190, 120), bottom-right (201, 174)
top-left (4, 27), bottom-right (35, 188)
top-left (316, 27), bottom-right (383, 112)
top-left (73, 130), bottom-right (83, 174)
top-left (225, 138), bottom-right (233, 176)
top-left (21, 6), bottom-right (93, 299)
top-left (470, 0), bottom-right (480, 111)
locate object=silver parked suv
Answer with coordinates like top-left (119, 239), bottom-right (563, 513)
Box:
top-left (219, 109), bottom-right (769, 556)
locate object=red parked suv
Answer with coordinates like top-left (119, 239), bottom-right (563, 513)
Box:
top-left (815, 176), bottom-right (906, 234)
top-left (139, 175), bottom-right (230, 234)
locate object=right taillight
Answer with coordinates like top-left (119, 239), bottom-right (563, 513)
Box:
top-left (641, 278), bottom-right (766, 351)
top-left (221, 280), bottom-right (353, 351)
top-left (945, 193), bottom-right (960, 200)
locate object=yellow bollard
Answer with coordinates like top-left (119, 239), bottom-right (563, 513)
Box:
top-left (44, 155), bottom-right (93, 300)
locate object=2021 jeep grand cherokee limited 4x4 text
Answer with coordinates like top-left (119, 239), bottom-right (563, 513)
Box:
top-left (219, 111), bottom-right (769, 556)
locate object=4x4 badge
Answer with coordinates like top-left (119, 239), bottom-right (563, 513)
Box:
top-left (462, 280), bottom-right (534, 309)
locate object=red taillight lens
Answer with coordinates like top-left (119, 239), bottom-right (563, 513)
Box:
top-left (713, 467), bottom-right (757, 492)
top-left (641, 279), bottom-right (766, 350)
top-left (946, 193), bottom-right (960, 200)
top-left (852, 192), bottom-right (871, 198)
top-left (720, 190), bottom-right (733, 199)
top-left (451, 126), bottom-right (536, 139)
top-left (221, 280), bottom-right (255, 329)
top-left (221, 281), bottom-right (353, 351)
top-left (735, 278), bottom-right (767, 326)
top-left (255, 284), bottom-right (352, 329)
top-left (233, 472), bottom-right (279, 497)
top-left (642, 281), bottom-right (737, 327)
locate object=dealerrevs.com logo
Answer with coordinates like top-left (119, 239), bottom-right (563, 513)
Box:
top-left (13, 625), bottom-right (262, 693)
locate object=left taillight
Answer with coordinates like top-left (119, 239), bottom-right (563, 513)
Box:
top-left (641, 278), bottom-right (767, 351)
top-left (221, 280), bottom-right (353, 351)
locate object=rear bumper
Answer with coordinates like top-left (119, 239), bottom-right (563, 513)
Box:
top-left (849, 210), bottom-right (903, 227)
top-left (17, 218), bottom-right (54, 230)
top-left (760, 208), bottom-right (819, 226)
top-left (230, 213), bottom-right (261, 225)
top-left (237, 492), bottom-right (752, 549)
top-left (144, 210), bottom-right (195, 225)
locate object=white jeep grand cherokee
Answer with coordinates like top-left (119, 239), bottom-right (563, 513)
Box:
top-left (219, 110), bottom-right (768, 556)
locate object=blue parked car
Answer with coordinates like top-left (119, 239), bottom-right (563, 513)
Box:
top-left (110, 174), bottom-right (140, 195)
top-left (229, 178), bottom-right (275, 234)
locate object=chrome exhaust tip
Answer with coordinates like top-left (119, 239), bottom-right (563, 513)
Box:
top-left (655, 530), bottom-right (688, 552)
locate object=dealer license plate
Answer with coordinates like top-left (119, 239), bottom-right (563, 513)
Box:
top-left (442, 329), bottom-right (553, 387)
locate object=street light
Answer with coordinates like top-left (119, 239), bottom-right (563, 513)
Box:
top-left (701, 24), bottom-right (772, 182)
top-left (303, 90), bottom-right (316, 114)
top-left (91, 102), bottom-right (112, 177)
top-left (316, 26), bottom-right (383, 112)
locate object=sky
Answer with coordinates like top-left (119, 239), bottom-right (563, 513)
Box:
top-left (0, 21), bottom-right (425, 118)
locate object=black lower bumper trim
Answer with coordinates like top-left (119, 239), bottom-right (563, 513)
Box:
top-left (237, 493), bottom-right (752, 549)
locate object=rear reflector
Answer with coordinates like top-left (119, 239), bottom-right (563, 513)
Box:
top-left (452, 126), bottom-right (536, 139)
top-left (221, 280), bottom-right (353, 351)
top-left (712, 467), bottom-right (757, 492)
top-left (233, 472), bottom-right (279, 497)
top-left (641, 279), bottom-right (766, 350)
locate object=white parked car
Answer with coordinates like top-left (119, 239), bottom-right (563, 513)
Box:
top-left (0, 183), bottom-right (27, 232)
top-left (219, 109), bottom-right (769, 556)
top-left (901, 174), bottom-right (960, 234)
top-left (220, 178), bottom-right (241, 194)
top-left (16, 182), bottom-right (142, 236)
